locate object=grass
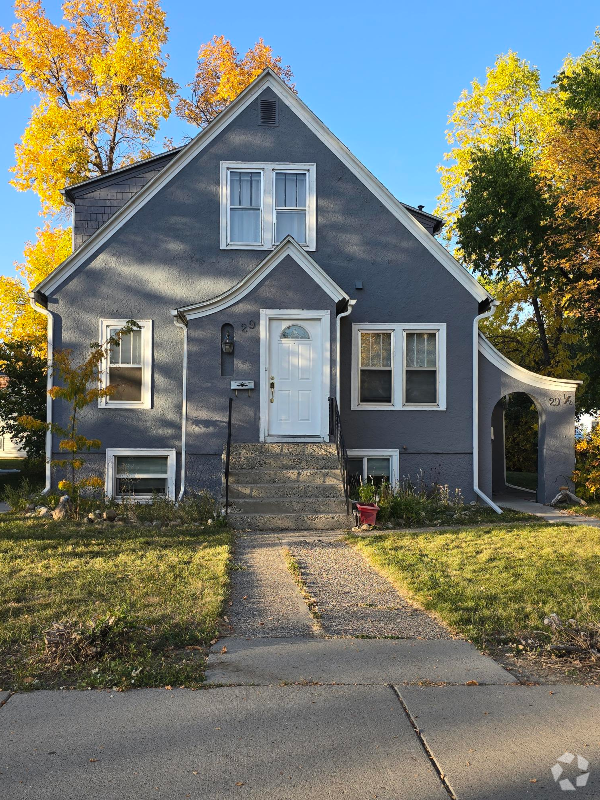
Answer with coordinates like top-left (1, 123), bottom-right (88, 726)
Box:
top-left (0, 515), bottom-right (232, 691)
top-left (350, 523), bottom-right (600, 650)
top-left (566, 502), bottom-right (600, 518)
top-left (506, 470), bottom-right (538, 492)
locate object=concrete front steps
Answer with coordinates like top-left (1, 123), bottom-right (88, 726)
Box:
top-left (225, 443), bottom-right (353, 531)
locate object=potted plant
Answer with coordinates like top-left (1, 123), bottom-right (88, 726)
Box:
top-left (356, 482), bottom-right (379, 526)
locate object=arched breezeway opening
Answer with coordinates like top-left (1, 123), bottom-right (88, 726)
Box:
top-left (492, 392), bottom-right (540, 501)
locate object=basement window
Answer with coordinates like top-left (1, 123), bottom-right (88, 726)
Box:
top-left (106, 449), bottom-right (176, 501)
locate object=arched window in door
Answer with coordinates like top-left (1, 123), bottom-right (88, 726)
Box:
top-left (280, 324), bottom-right (310, 340)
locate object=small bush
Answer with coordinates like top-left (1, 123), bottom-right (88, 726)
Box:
top-left (42, 611), bottom-right (135, 667)
top-left (573, 424), bottom-right (600, 501)
top-left (2, 478), bottom-right (47, 512)
top-left (127, 491), bottom-right (222, 527)
top-left (372, 474), bottom-right (465, 527)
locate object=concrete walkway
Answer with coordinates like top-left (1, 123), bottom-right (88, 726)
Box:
top-left (1, 530), bottom-right (599, 799)
top-left (496, 493), bottom-right (600, 527)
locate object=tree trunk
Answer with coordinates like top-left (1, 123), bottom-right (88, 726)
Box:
top-left (531, 295), bottom-right (551, 367)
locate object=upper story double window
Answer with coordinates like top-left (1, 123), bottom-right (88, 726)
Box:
top-left (220, 162), bottom-right (316, 251)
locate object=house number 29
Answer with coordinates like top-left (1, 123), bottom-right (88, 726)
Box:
top-left (240, 320), bottom-right (256, 333)
top-left (548, 394), bottom-right (573, 407)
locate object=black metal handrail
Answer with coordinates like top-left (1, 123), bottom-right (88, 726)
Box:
top-left (224, 396), bottom-right (233, 516)
top-left (329, 396), bottom-right (351, 515)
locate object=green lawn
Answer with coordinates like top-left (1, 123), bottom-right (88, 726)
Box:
top-left (505, 470), bottom-right (538, 492)
top-left (0, 516), bottom-right (232, 691)
top-left (350, 523), bottom-right (600, 649)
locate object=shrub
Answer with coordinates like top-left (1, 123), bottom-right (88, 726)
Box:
top-left (126, 491), bottom-right (222, 527)
top-left (573, 424), bottom-right (600, 501)
top-left (2, 478), bottom-right (47, 512)
top-left (372, 473), bottom-right (467, 527)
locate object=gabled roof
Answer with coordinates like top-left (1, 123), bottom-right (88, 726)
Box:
top-left (173, 236), bottom-right (350, 320)
top-left (479, 334), bottom-right (581, 391)
top-left (34, 69), bottom-right (490, 301)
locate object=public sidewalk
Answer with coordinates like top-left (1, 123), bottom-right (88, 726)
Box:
top-left (1, 530), bottom-right (598, 799)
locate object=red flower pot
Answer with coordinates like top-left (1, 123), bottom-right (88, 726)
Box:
top-left (356, 503), bottom-right (379, 526)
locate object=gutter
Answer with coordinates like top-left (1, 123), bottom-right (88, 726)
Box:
top-left (28, 291), bottom-right (53, 494)
top-left (473, 299), bottom-right (502, 513)
top-left (336, 299), bottom-right (356, 406)
top-left (172, 311), bottom-right (188, 502)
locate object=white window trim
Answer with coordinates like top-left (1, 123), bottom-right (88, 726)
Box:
top-left (105, 448), bottom-right (176, 502)
top-left (98, 319), bottom-right (152, 409)
top-left (220, 162), bottom-right (316, 251)
top-left (351, 323), bottom-right (446, 410)
top-left (347, 449), bottom-right (399, 485)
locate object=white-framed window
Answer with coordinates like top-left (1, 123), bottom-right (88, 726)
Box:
top-left (403, 330), bottom-right (439, 407)
top-left (99, 319), bottom-right (152, 409)
top-left (351, 323), bottom-right (446, 410)
top-left (347, 449), bottom-right (399, 487)
top-left (220, 162), bottom-right (316, 250)
top-left (105, 448), bottom-right (176, 501)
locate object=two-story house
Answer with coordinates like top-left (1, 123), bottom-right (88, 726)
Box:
top-left (29, 70), bottom-right (579, 529)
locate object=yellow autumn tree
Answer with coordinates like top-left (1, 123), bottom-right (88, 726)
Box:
top-left (0, 0), bottom-right (177, 215)
top-left (0, 225), bottom-right (72, 348)
top-left (176, 35), bottom-right (294, 127)
top-left (436, 51), bottom-right (556, 246)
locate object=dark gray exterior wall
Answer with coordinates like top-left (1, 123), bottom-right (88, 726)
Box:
top-left (478, 352), bottom-right (577, 503)
top-left (48, 86), bottom-right (486, 498)
top-left (185, 257), bottom-right (337, 493)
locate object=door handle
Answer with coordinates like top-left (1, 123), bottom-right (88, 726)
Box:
top-left (269, 376), bottom-right (275, 403)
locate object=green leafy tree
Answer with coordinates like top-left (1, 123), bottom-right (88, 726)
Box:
top-left (0, 338), bottom-right (47, 457)
top-left (455, 143), bottom-right (563, 369)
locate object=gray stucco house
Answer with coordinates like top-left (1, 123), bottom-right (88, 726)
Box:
top-left (30, 69), bottom-right (580, 528)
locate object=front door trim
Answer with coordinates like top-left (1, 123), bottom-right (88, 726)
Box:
top-left (260, 309), bottom-right (330, 442)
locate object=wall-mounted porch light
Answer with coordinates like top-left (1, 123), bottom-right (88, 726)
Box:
top-left (221, 330), bottom-right (234, 355)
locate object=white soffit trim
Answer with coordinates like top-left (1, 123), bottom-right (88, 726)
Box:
top-left (479, 333), bottom-right (582, 391)
top-left (35, 68), bottom-right (490, 302)
top-left (175, 236), bottom-right (350, 319)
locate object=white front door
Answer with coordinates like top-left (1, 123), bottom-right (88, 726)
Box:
top-left (267, 317), bottom-right (323, 437)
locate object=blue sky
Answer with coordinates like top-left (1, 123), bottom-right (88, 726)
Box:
top-left (0, 0), bottom-right (597, 279)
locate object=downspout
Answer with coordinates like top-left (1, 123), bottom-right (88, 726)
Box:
top-left (173, 311), bottom-right (188, 502)
top-left (28, 292), bottom-right (53, 494)
top-left (473, 299), bottom-right (502, 513)
top-left (336, 299), bottom-right (356, 406)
